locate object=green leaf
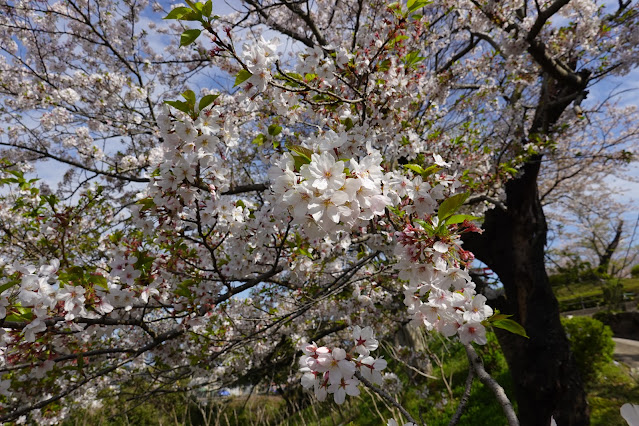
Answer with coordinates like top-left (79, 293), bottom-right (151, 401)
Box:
top-left (88, 274), bottom-right (108, 290)
top-left (287, 144), bottom-right (314, 163)
top-left (268, 124), bottom-right (282, 136)
top-left (404, 164), bottom-right (425, 175)
top-left (198, 93), bottom-right (219, 111)
top-left (286, 72), bottom-right (303, 80)
top-left (180, 29), bottom-right (201, 47)
top-left (388, 35), bottom-right (409, 48)
top-left (136, 197), bottom-right (155, 211)
top-left (13, 306), bottom-right (33, 321)
top-left (297, 247), bottom-right (314, 260)
top-left (403, 50), bottom-right (426, 68)
top-left (342, 117), bottom-right (354, 131)
top-left (181, 10), bottom-right (204, 21)
top-left (446, 214), bottom-right (481, 225)
top-left (413, 218), bottom-right (429, 230)
top-left (378, 59), bottom-right (392, 71)
top-left (0, 280), bottom-right (18, 294)
top-left (175, 286), bottom-right (190, 298)
top-left (4, 314), bottom-right (25, 322)
top-left (486, 311), bottom-right (512, 322)
top-left (407, 0), bottom-right (431, 13)
top-left (252, 134), bottom-right (266, 146)
top-left (202, 0), bottom-right (213, 18)
top-left (492, 318), bottom-right (529, 338)
top-left (164, 6), bottom-right (192, 20)
top-left (403, 163), bottom-right (441, 178)
top-left (437, 192), bottom-right (469, 221)
top-left (164, 100), bottom-right (191, 114)
top-left (234, 69), bottom-right (253, 87)
top-left (181, 89), bottom-right (196, 107)
top-left (293, 155), bottom-right (309, 171)
top-left (421, 164), bottom-right (442, 177)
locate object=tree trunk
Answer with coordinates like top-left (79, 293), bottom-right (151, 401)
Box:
top-left (597, 220), bottom-right (624, 275)
top-left (463, 155), bottom-right (589, 426)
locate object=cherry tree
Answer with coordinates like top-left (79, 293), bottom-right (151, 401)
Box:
top-left (0, 0), bottom-right (637, 425)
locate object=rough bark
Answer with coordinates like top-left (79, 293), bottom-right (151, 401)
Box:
top-left (463, 157), bottom-right (589, 426)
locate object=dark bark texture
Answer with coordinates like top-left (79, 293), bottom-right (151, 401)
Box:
top-left (464, 158), bottom-right (589, 426)
top-left (463, 69), bottom-right (592, 425)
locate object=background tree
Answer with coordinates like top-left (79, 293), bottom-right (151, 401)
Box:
top-left (548, 191), bottom-right (638, 279)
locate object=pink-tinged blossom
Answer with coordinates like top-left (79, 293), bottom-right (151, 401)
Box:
top-left (328, 377), bottom-right (360, 404)
top-left (352, 326), bottom-right (379, 355)
top-left (23, 317), bottom-right (47, 343)
top-left (318, 347), bottom-right (356, 384)
top-left (57, 285), bottom-right (86, 314)
top-left (359, 356), bottom-right (388, 385)
top-left (433, 153), bottom-right (451, 167)
top-left (140, 285), bottom-right (160, 303)
top-left (458, 322), bottom-right (487, 345)
top-left (433, 241), bottom-right (449, 253)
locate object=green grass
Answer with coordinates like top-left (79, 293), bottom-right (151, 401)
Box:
top-left (589, 363), bottom-right (639, 425)
top-left (552, 278), bottom-right (639, 311)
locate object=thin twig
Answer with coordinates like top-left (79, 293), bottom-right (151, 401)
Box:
top-left (354, 371), bottom-right (422, 425)
top-left (464, 344), bottom-right (519, 426)
top-left (448, 368), bottom-right (475, 426)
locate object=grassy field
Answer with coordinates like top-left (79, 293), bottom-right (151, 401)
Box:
top-left (552, 278), bottom-right (639, 312)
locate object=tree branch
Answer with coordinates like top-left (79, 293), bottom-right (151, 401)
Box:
top-left (354, 370), bottom-right (421, 425)
top-left (464, 344), bottom-right (519, 426)
top-left (448, 367), bottom-right (475, 426)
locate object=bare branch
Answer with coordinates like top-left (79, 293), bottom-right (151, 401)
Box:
top-left (354, 370), bottom-right (421, 426)
top-left (464, 344), bottom-right (519, 426)
top-left (448, 367), bottom-right (475, 426)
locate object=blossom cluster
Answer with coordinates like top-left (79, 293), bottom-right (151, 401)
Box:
top-left (241, 36), bottom-right (280, 94)
top-left (151, 103), bottom-right (235, 207)
top-left (394, 221), bottom-right (493, 345)
top-left (269, 136), bottom-right (394, 238)
top-left (299, 326), bottom-right (387, 404)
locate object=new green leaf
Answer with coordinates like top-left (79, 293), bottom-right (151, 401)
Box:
top-left (407, 0), bottom-right (431, 13)
top-left (234, 69), bottom-right (252, 87)
top-left (198, 93), bottom-right (219, 111)
top-left (164, 100), bottom-right (192, 114)
top-left (164, 6), bottom-right (192, 20)
top-left (446, 214), bottom-right (481, 225)
top-left (180, 29), bottom-right (201, 47)
top-left (202, 0), bottom-right (213, 17)
top-left (286, 144), bottom-right (314, 163)
top-left (492, 318), bottom-right (529, 338)
top-left (268, 124), bottom-right (282, 136)
top-left (437, 192), bottom-right (469, 221)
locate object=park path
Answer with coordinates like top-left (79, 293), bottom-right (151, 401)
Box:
top-left (613, 338), bottom-right (639, 370)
